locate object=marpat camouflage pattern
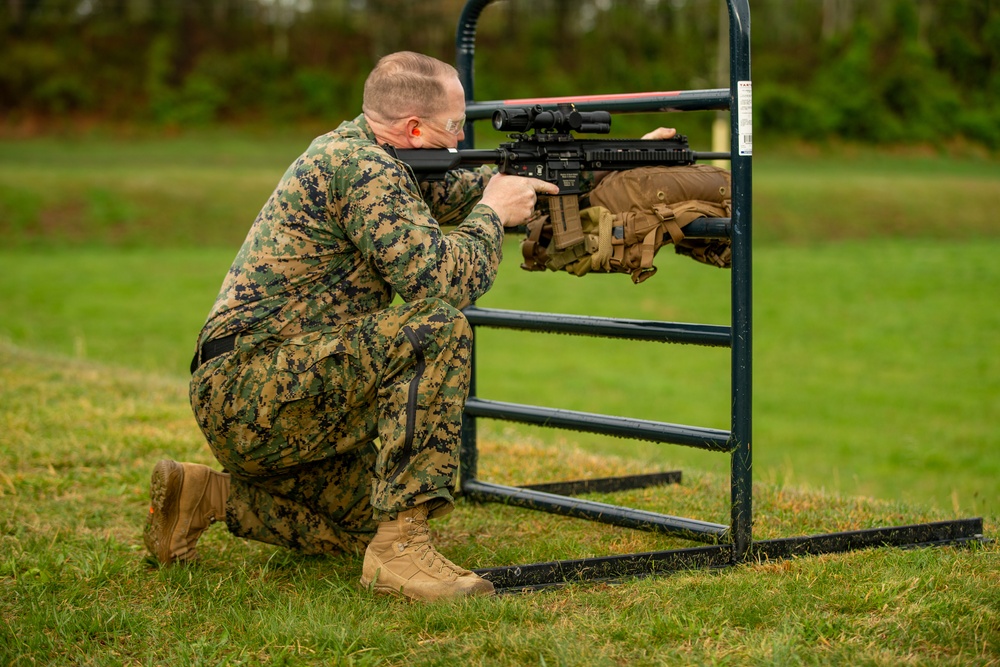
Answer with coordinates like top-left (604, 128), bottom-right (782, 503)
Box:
top-left (189, 115), bottom-right (501, 553)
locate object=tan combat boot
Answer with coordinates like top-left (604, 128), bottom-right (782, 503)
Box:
top-left (143, 459), bottom-right (230, 565)
top-left (360, 504), bottom-right (495, 602)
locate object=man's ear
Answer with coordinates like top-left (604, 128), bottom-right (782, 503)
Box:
top-left (404, 118), bottom-right (424, 148)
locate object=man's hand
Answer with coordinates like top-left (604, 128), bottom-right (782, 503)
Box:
top-left (480, 174), bottom-right (559, 228)
top-left (641, 127), bottom-right (678, 140)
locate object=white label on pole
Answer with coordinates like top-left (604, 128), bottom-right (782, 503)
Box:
top-left (737, 80), bottom-right (752, 156)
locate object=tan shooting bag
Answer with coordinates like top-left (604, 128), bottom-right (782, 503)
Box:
top-left (521, 164), bottom-right (733, 283)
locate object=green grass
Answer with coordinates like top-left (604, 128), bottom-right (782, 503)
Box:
top-left (0, 133), bottom-right (998, 665)
top-left (1, 239), bottom-right (995, 518)
top-left (0, 130), bottom-right (310, 248)
top-left (1, 343), bottom-right (997, 666)
top-left (2, 132), bottom-right (999, 249)
top-left (751, 149), bottom-right (1000, 243)
top-left (476, 237), bottom-right (1000, 519)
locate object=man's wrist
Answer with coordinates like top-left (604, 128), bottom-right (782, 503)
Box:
top-left (473, 202), bottom-right (505, 231)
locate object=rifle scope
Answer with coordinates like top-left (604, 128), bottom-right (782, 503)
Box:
top-left (493, 105), bottom-right (612, 135)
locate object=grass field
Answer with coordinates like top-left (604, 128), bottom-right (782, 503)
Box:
top-left (0, 133), bottom-right (998, 665)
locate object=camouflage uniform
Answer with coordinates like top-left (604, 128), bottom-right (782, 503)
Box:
top-left (189, 115), bottom-right (501, 554)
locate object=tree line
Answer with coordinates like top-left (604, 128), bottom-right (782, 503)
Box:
top-left (2, 0), bottom-right (997, 148)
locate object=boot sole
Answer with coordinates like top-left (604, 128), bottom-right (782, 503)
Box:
top-left (358, 574), bottom-right (495, 601)
top-left (358, 575), bottom-right (392, 595)
top-left (143, 460), bottom-right (184, 565)
top-left (359, 572), bottom-right (397, 596)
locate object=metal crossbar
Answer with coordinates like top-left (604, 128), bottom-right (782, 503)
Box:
top-left (476, 519), bottom-right (986, 593)
top-left (453, 0), bottom-right (985, 592)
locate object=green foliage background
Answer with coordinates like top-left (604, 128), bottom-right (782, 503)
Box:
top-left (2, 0), bottom-right (999, 149)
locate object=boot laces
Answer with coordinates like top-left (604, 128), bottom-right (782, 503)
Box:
top-left (402, 516), bottom-right (470, 577)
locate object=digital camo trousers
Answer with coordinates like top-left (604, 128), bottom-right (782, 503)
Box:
top-left (189, 298), bottom-right (472, 555)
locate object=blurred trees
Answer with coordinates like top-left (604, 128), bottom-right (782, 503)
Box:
top-left (1, 0), bottom-right (997, 148)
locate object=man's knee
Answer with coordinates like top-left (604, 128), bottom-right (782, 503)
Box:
top-left (405, 298), bottom-right (471, 346)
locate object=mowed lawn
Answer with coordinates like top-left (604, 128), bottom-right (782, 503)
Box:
top-left (0, 133), bottom-right (997, 665)
top-left (1, 134), bottom-right (996, 517)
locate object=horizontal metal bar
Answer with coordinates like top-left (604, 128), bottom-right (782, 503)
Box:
top-left (467, 89), bottom-right (731, 118)
top-left (751, 518), bottom-right (986, 561)
top-left (475, 518), bottom-right (986, 593)
top-left (463, 306), bottom-right (731, 347)
top-left (684, 217), bottom-right (732, 239)
top-left (479, 543), bottom-right (734, 592)
top-left (502, 218), bottom-right (732, 239)
top-left (464, 480), bottom-right (729, 543)
top-left (519, 470), bottom-right (682, 496)
top-left (464, 398), bottom-right (734, 451)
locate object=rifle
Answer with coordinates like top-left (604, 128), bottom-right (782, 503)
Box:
top-left (385, 104), bottom-right (728, 249)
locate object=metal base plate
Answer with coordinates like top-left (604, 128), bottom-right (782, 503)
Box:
top-left (475, 518), bottom-right (986, 593)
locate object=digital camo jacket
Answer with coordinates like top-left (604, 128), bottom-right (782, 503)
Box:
top-left (196, 115), bottom-right (501, 346)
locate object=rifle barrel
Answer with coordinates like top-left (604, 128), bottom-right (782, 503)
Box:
top-left (694, 152), bottom-right (732, 161)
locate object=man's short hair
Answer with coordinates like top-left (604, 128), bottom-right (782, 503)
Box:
top-left (362, 51), bottom-right (459, 121)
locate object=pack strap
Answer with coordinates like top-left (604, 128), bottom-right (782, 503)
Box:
top-left (590, 208), bottom-right (615, 272)
top-left (520, 213), bottom-right (549, 271)
top-left (653, 203), bottom-right (687, 245)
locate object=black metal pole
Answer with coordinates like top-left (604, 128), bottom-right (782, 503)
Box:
top-left (464, 398), bottom-right (734, 452)
top-left (455, 0), bottom-right (496, 149)
top-left (455, 0), bottom-right (496, 486)
top-left (462, 306), bottom-right (731, 346)
top-left (464, 480), bottom-right (730, 543)
top-left (727, 0), bottom-right (754, 561)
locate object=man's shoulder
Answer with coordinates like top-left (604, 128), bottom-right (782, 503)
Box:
top-left (307, 119), bottom-right (399, 174)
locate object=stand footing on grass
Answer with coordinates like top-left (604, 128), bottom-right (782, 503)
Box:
top-left (474, 518), bottom-right (986, 593)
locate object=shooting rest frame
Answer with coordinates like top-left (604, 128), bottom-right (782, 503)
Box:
top-left (452, 0), bottom-right (986, 593)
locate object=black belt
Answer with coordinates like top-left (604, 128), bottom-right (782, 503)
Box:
top-left (189, 334), bottom-right (238, 374)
